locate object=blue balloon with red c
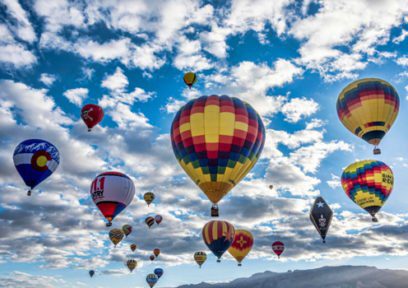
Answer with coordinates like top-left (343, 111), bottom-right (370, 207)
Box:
top-left (13, 139), bottom-right (59, 196)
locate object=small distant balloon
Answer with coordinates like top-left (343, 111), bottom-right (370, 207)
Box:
top-left (144, 192), bottom-right (155, 206)
top-left (269, 185), bottom-right (273, 190)
top-left (154, 268), bottom-right (164, 279)
top-left (155, 215), bottom-right (163, 225)
top-left (109, 228), bottom-right (124, 247)
top-left (13, 139), bottom-right (60, 196)
top-left (183, 72), bottom-right (197, 89)
top-left (122, 224), bottom-right (132, 237)
top-left (126, 259), bottom-right (137, 272)
top-left (145, 216), bottom-right (155, 228)
top-left (149, 255), bottom-right (155, 261)
top-left (272, 241), bottom-right (284, 258)
top-left (202, 220), bottom-right (235, 262)
top-left (228, 229), bottom-right (254, 266)
top-left (194, 251), bottom-right (207, 268)
top-left (89, 270), bottom-right (95, 278)
top-left (146, 273), bottom-right (158, 288)
top-left (153, 248), bottom-right (160, 258)
top-left (81, 104), bottom-right (104, 132)
top-left (130, 243), bottom-right (137, 252)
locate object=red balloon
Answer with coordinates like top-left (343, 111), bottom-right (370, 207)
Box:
top-left (272, 241), bottom-right (284, 258)
top-left (81, 104), bottom-right (104, 131)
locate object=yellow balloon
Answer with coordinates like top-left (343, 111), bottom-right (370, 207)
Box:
top-left (126, 259), bottom-right (137, 272)
top-left (228, 229), bottom-right (254, 266)
top-left (183, 72), bottom-right (197, 88)
top-left (194, 251), bottom-right (207, 268)
top-left (337, 78), bottom-right (399, 154)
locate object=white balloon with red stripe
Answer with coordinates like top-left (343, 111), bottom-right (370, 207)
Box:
top-left (90, 171), bottom-right (135, 226)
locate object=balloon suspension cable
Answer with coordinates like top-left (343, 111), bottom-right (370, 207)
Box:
top-left (372, 216), bottom-right (379, 222)
top-left (27, 189), bottom-right (32, 196)
top-left (373, 147), bottom-right (381, 155)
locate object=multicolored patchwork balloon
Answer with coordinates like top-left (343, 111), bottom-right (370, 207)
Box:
top-left (13, 139), bottom-right (59, 196)
top-left (144, 192), bottom-right (155, 206)
top-left (109, 228), bottom-right (124, 247)
top-left (341, 160), bottom-right (393, 222)
top-left (126, 259), bottom-right (137, 272)
top-left (145, 216), bottom-right (155, 228)
top-left (228, 229), bottom-right (254, 266)
top-left (155, 215), bottom-right (162, 225)
top-left (90, 172), bottom-right (135, 226)
top-left (171, 95), bottom-right (265, 216)
top-left (337, 78), bottom-right (399, 154)
top-left (202, 220), bottom-right (235, 262)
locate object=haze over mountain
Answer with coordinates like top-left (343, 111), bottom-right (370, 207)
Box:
top-left (175, 266), bottom-right (408, 288)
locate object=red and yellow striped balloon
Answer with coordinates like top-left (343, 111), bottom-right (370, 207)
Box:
top-left (171, 95), bottom-right (265, 214)
top-left (202, 220), bottom-right (235, 262)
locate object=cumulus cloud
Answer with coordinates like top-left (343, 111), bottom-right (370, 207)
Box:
top-left (63, 88), bottom-right (88, 106)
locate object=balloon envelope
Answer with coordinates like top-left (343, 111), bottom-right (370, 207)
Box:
top-left (310, 197), bottom-right (333, 243)
top-left (155, 215), bottom-right (163, 225)
top-left (144, 192), bottom-right (155, 206)
top-left (183, 72), bottom-right (197, 88)
top-left (13, 139), bottom-right (59, 195)
top-left (81, 104), bottom-right (104, 131)
top-left (202, 220), bottom-right (235, 262)
top-left (194, 251), bottom-right (207, 268)
top-left (145, 216), bottom-right (155, 228)
top-left (122, 224), bottom-right (132, 237)
top-left (154, 268), bottom-right (164, 279)
top-left (272, 241), bottom-right (284, 258)
top-left (228, 229), bottom-right (254, 266)
top-left (153, 248), bottom-right (160, 257)
top-left (337, 78), bottom-right (399, 153)
top-left (109, 228), bottom-right (124, 247)
top-left (146, 273), bottom-right (158, 288)
top-left (341, 160), bottom-right (393, 222)
top-left (90, 171), bottom-right (135, 226)
top-left (126, 259), bottom-right (137, 272)
top-left (130, 244), bottom-right (137, 252)
top-left (89, 270), bottom-right (95, 278)
top-left (171, 95), bottom-right (265, 213)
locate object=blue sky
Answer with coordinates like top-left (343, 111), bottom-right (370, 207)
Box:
top-left (1, 0), bottom-right (408, 287)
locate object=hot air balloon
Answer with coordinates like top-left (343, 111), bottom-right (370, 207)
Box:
top-left (109, 228), bottom-right (124, 247)
top-left (155, 215), bottom-right (163, 225)
top-left (145, 216), bottom-right (155, 228)
top-left (153, 248), bottom-right (160, 258)
top-left (341, 160), bottom-right (393, 222)
top-left (89, 270), bottom-right (95, 278)
top-left (183, 72), bottom-right (197, 89)
top-left (272, 241), bottom-right (284, 258)
top-left (90, 171), bottom-right (135, 226)
top-left (144, 192), bottom-right (155, 206)
top-left (194, 251), bottom-right (207, 268)
top-left (171, 95), bottom-right (265, 216)
top-left (337, 78), bottom-right (399, 154)
top-left (154, 268), bottom-right (164, 279)
top-left (202, 220), bottom-right (235, 262)
top-left (146, 273), bottom-right (158, 288)
top-left (122, 224), bottom-right (132, 237)
top-left (81, 104), bottom-right (104, 132)
top-left (310, 197), bottom-right (333, 243)
top-left (228, 229), bottom-right (254, 266)
top-left (130, 243), bottom-right (137, 252)
top-left (126, 259), bottom-right (137, 272)
top-left (269, 185), bottom-right (274, 190)
top-left (149, 255), bottom-right (155, 261)
top-left (13, 139), bottom-right (59, 196)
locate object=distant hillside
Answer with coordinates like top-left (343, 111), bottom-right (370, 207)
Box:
top-left (176, 266), bottom-right (408, 288)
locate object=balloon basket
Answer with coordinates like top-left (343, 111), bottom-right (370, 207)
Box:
top-left (373, 148), bottom-right (381, 155)
top-left (372, 216), bottom-right (378, 222)
top-left (88, 128), bottom-right (91, 132)
top-left (211, 205), bottom-right (219, 217)
top-left (27, 189), bottom-right (32, 196)
top-left (238, 263), bottom-right (242, 267)
top-left (106, 222), bottom-right (112, 227)
top-left (217, 259), bottom-right (221, 263)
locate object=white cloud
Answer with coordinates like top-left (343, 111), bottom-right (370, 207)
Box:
top-left (39, 74), bottom-right (57, 87)
top-left (281, 97), bottom-right (319, 123)
top-left (397, 56), bottom-right (408, 66)
top-left (63, 88), bottom-right (89, 106)
top-left (327, 173), bottom-right (341, 189)
top-left (2, 0), bottom-right (36, 43)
